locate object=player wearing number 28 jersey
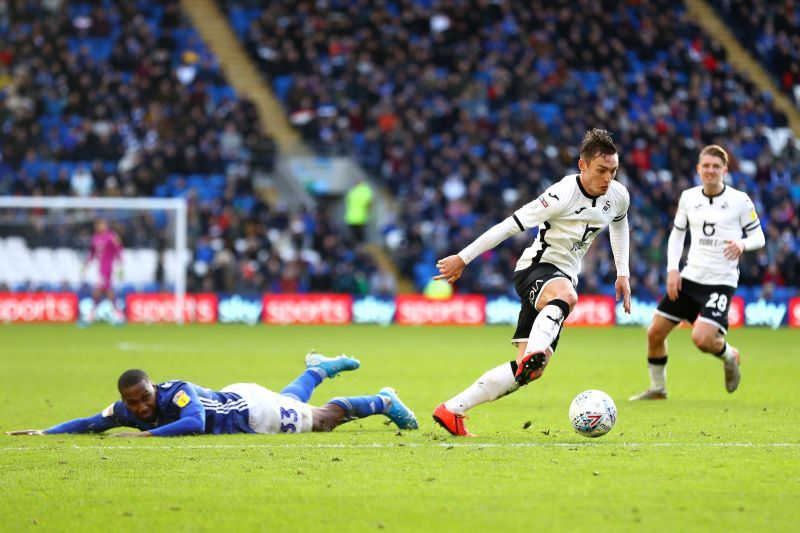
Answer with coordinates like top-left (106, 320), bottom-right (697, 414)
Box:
top-left (7, 352), bottom-right (418, 437)
top-left (630, 145), bottom-right (765, 401)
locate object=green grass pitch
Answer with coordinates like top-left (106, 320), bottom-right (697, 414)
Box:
top-left (1, 324), bottom-right (798, 531)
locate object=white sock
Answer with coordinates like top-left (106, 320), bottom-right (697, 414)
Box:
top-left (444, 362), bottom-right (519, 415)
top-left (648, 360), bottom-right (667, 392)
top-left (526, 303), bottom-right (565, 354)
top-left (717, 343), bottom-right (735, 363)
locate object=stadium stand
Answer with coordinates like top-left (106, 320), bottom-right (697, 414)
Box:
top-left (0, 0), bottom-right (382, 295)
top-left (220, 0), bottom-right (799, 300)
top-left (708, 0), bottom-right (800, 107)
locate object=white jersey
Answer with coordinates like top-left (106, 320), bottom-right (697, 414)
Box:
top-left (512, 175), bottom-right (630, 283)
top-left (674, 185), bottom-right (761, 287)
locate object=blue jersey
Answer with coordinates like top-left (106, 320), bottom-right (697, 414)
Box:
top-left (44, 381), bottom-right (254, 437)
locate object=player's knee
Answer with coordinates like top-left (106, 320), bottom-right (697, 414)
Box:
top-left (559, 292), bottom-right (578, 310)
top-left (646, 323), bottom-right (666, 344)
top-left (311, 406), bottom-right (340, 432)
top-left (691, 332), bottom-right (715, 353)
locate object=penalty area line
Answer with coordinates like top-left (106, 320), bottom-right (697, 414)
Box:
top-left (1, 442), bottom-right (799, 452)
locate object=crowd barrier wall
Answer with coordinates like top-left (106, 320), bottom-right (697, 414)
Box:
top-left (1, 293), bottom-right (796, 328)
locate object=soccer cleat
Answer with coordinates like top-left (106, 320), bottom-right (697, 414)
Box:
top-left (305, 351), bottom-right (360, 378)
top-left (432, 402), bottom-right (475, 437)
top-left (377, 387), bottom-right (418, 430)
top-left (515, 351), bottom-right (547, 386)
top-left (628, 389), bottom-right (667, 401)
top-left (724, 347), bottom-right (741, 393)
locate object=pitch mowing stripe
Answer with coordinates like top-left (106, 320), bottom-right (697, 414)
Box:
top-left (1, 442), bottom-right (799, 451)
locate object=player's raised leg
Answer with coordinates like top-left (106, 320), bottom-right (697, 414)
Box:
top-left (305, 350), bottom-right (361, 378)
top-left (516, 279), bottom-right (576, 386)
top-left (280, 351), bottom-right (361, 403)
top-left (630, 314), bottom-right (676, 400)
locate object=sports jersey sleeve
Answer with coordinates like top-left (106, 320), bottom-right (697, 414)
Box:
top-left (609, 217), bottom-right (630, 277)
top-left (604, 187), bottom-right (631, 276)
top-left (666, 226), bottom-right (686, 272)
top-left (673, 191), bottom-right (689, 231)
top-left (513, 183), bottom-right (567, 229)
top-left (739, 196), bottom-right (766, 251)
top-left (457, 217), bottom-right (522, 265)
top-left (149, 384), bottom-right (206, 437)
top-left (43, 401), bottom-right (124, 434)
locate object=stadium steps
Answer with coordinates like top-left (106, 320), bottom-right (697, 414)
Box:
top-left (685, 0), bottom-right (800, 135)
top-left (181, 0), bottom-right (409, 293)
top-left (179, 0), bottom-right (308, 157)
top-left (363, 243), bottom-right (415, 294)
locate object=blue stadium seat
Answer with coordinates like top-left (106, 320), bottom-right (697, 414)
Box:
top-left (530, 103), bottom-right (561, 126)
top-left (273, 75), bottom-right (295, 102)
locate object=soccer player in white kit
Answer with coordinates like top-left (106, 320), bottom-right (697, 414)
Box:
top-left (431, 129), bottom-right (632, 436)
top-left (630, 145), bottom-right (765, 400)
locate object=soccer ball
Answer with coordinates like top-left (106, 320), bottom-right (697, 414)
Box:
top-left (568, 390), bottom-right (617, 438)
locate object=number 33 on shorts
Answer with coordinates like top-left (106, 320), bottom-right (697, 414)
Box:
top-left (280, 407), bottom-right (298, 433)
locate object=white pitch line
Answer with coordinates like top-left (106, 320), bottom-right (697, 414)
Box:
top-left (1, 442), bottom-right (799, 452)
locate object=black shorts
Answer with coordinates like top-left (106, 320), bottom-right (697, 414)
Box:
top-left (511, 262), bottom-right (572, 349)
top-left (655, 278), bottom-right (735, 334)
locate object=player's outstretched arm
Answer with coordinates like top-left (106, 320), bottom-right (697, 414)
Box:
top-left (434, 255), bottom-right (466, 284)
top-left (113, 431), bottom-right (153, 438)
top-left (144, 389), bottom-right (206, 437)
top-left (7, 411), bottom-right (122, 435)
top-left (437, 216), bottom-right (524, 284)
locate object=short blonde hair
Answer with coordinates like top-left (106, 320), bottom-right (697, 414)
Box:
top-left (699, 145), bottom-right (729, 167)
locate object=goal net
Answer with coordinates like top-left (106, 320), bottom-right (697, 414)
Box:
top-left (0, 196), bottom-right (188, 324)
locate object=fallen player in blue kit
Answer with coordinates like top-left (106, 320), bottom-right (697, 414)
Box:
top-left (7, 352), bottom-right (418, 437)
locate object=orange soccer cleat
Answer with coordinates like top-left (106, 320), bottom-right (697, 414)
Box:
top-left (432, 403), bottom-right (476, 437)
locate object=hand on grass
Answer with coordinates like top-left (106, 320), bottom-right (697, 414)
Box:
top-left (6, 429), bottom-right (44, 435)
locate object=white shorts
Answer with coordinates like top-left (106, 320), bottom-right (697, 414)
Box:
top-left (221, 383), bottom-right (314, 434)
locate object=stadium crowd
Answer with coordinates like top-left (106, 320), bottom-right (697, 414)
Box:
top-left (0, 0), bottom-right (384, 295)
top-left (1, 0), bottom-right (798, 300)
top-left (709, 0), bottom-right (800, 107)
top-left (224, 0), bottom-right (799, 299)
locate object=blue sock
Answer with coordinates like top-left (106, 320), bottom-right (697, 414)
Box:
top-left (280, 369), bottom-right (323, 402)
top-left (328, 395), bottom-right (388, 420)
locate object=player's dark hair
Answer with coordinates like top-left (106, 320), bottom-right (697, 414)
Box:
top-left (579, 128), bottom-right (617, 162)
top-left (699, 144), bottom-right (729, 167)
top-left (118, 369), bottom-right (150, 391)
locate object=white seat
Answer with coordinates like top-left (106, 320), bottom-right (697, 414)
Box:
top-left (4, 236), bottom-right (27, 255)
top-left (117, 248), bottom-right (158, 284)
top-left (54, 248), bottom-right (83, 285)
top-left (0, 263), bottom-right (25, 285)
top-left (163, 248), bottom-right (190, 283)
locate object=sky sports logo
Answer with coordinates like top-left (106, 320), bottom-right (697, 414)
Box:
top-left (0, 293), bottom-right (77, 322)
top-left (0, 293), bottom-right (797, 327)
